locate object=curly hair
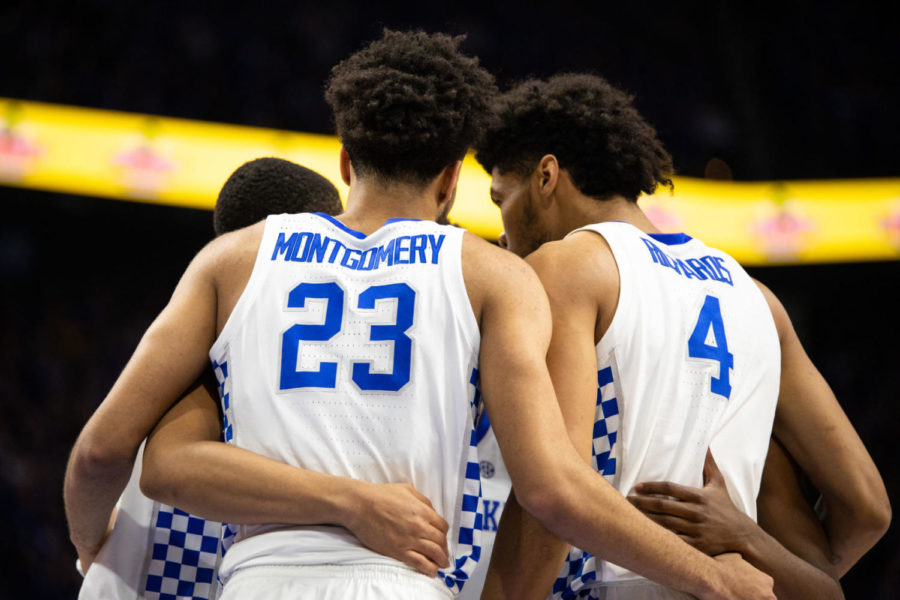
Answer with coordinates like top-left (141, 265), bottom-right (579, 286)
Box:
top-left (213, 157), bottom-right (342, 236)
top-left (475, 74), bottom-right (673, 201)
top-left (325, 29), bottom-right (497, 184)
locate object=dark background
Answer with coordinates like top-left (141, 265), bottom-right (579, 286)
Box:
top-left (1, 1), bottom-right (897, 597)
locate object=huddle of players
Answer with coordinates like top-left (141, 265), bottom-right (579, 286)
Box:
top-left (65, 29), bottom-right (890, 600)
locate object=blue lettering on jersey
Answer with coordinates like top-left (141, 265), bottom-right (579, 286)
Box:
top-left (641, 238), bottom-right (733, 286)
top-left (271, 232), bottom-right (299, 260)
top-left (270, 232), bottom-right (446, 270)
top-left (482, 499), bottom-right (503, 532)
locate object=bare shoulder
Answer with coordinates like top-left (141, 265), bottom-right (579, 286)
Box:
top-left (191, 220), bottom-right (264, 283)
top-left (159, 220), bottom-right (265, 337)
top-left (526, 230), bottom-right (619, 313)
top-left (204, 220), bottom-right (265, 265)
top-left (460, 231), bottom-right (549, 327)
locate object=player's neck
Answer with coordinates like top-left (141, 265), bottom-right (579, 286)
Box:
top-left (562, 193), bottom-right (662, 236)
top-left (339, 178), bottom-right (442, 234)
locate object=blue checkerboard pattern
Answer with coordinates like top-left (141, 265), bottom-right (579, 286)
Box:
top-left (592, 366), bottom-right (619, 483)
top-left (552, 366), bottom-right (620, 599)
top-left (437, 368), bottom-right (485, 594)
top-left (552, 548), bottom-right (598, 600)
top-left (143, 506), bottom-right (221, 600)
top-left (211, 357), bottom-right (239, 563)
top-left (212, 359), bottom-right (233, 443)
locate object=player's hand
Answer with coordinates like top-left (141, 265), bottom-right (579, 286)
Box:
top-left (710, 552), bottom-right (776, 600)
top-left (627, 450), bottom-right (756, 556)
top-left (344, 482), bottom-right (450, 577)
top-left (76, 547), bottom-right (97, 575)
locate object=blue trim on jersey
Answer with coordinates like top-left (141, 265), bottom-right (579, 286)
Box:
top-left (314, 213), bottom-right (367, 239)
top-left (597, 366), bottom-right (614, 387)
top-left (312, 213), bottom-right (425, 239)
top-left (647, 232), bottom-right (692, 245)
top-left (474, 411), bottom-right (491, 444)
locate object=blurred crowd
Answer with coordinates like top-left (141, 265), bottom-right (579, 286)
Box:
top-left (1, 1), bottom-right (897, 181)
top-left (0, 191), bottom-right (211, 596)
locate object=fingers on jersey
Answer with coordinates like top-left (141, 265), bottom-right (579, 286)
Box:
top-left (345, 482), bottom-right (451, 575)
top-left (627, 493), bottom-right (708, 542)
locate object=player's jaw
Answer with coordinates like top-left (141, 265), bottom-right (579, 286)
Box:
top-left (489, 168), bottom-right (553, 257)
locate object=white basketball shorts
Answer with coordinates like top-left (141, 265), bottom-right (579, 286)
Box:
top-left (221, 564), bottom-right (454, 600)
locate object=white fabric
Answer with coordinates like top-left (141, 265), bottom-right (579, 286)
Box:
top-left (211, 214), bottom-right (481, 589)
top-left (558, 222), bottom-right (780, 596)
top-left (220, 564), bottom-right (453, 600)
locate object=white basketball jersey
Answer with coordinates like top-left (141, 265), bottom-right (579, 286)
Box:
top-left (553, 222), bottom-right (780, 599)
top-left (211, 213), bottom-right (483, 594)
top-left (79, 442), bottom-right (222, 600)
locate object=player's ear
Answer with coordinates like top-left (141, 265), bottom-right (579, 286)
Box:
top-left (535, 154), bottom-right (560, 207)
top-left (436, 160), bottom-right (463, 217)
top-left (339, 147), bottom-right (352, 186)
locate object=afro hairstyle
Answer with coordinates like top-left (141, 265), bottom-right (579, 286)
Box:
top-left (325, 29), bottom-right (497, 185)
top-left (476, 73), bottom-right (673, 202)
top-left (213, 157), bottom-right (342, 236)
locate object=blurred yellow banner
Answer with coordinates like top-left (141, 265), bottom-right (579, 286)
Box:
top-left (2, 97), bottom-right (899, 265)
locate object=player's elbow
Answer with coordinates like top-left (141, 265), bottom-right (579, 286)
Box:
top-left (69, 431), bottom-right (134, 482)
top-left (860, 493), bottom-right (892, 542)
top-left (846, 477), bottom-right (892, 543)
top-left (139, 447), bottom-right (183, 506)
top-left (515, 471), bottom-right (577, 531)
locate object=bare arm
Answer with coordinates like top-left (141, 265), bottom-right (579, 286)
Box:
top-left (481, 235), bottom-right (611, 598)
top-left (63, 240), bottom-right (220, 569)
top-left (756, 280), bottom-right (891, 575)
top-left (469, 236), bottom-right (773, 600)
top-left (630, 447), bottom-right (843, 600)
top-left (141, 372), bottom-right (450, 576)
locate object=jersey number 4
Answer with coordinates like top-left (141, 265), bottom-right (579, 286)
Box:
top-left (279, 281), bottom-right (415, 392)
top-left (688, 294), bottom-right (733, 399)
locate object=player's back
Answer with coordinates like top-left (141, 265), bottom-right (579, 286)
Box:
top-left (554, 221), bottom-right (780, 598)
top-left (211, 213), bottom-right (482, 591)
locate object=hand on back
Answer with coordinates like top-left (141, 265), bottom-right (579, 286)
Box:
top-left (345, 482), bottom-right (450, 577)
top-left (627, 450), bottom-right (755, 556)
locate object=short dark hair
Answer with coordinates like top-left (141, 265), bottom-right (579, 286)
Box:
top-left (325, 29), bottom-right (497, 184)
top-left (476, 74), bottom-right (673, 201)
top-left (213, 157), bottom-right (342, 236)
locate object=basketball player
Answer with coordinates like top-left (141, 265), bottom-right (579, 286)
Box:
top-left (69, 157), bottom-right (454, 596)
top-left (70, 30), bottom-right (774, 599)
top-left (473, 73), bottom-right (863, 599)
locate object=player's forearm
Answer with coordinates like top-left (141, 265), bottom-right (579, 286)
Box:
top-left (784, 440), bottom-right (891, 575)
top-left (781, 444), bottom-right (891, 575)
top-left (63, 436), bottom-right (134, 554)
top-left (738, 524), bottom-right (843, 599)
top-left (482, 492), bottom-right (570, 600)
top-left (517, 462), bottom-right (729, 600)
top-left (141, 439), bottom-right (361, 527)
